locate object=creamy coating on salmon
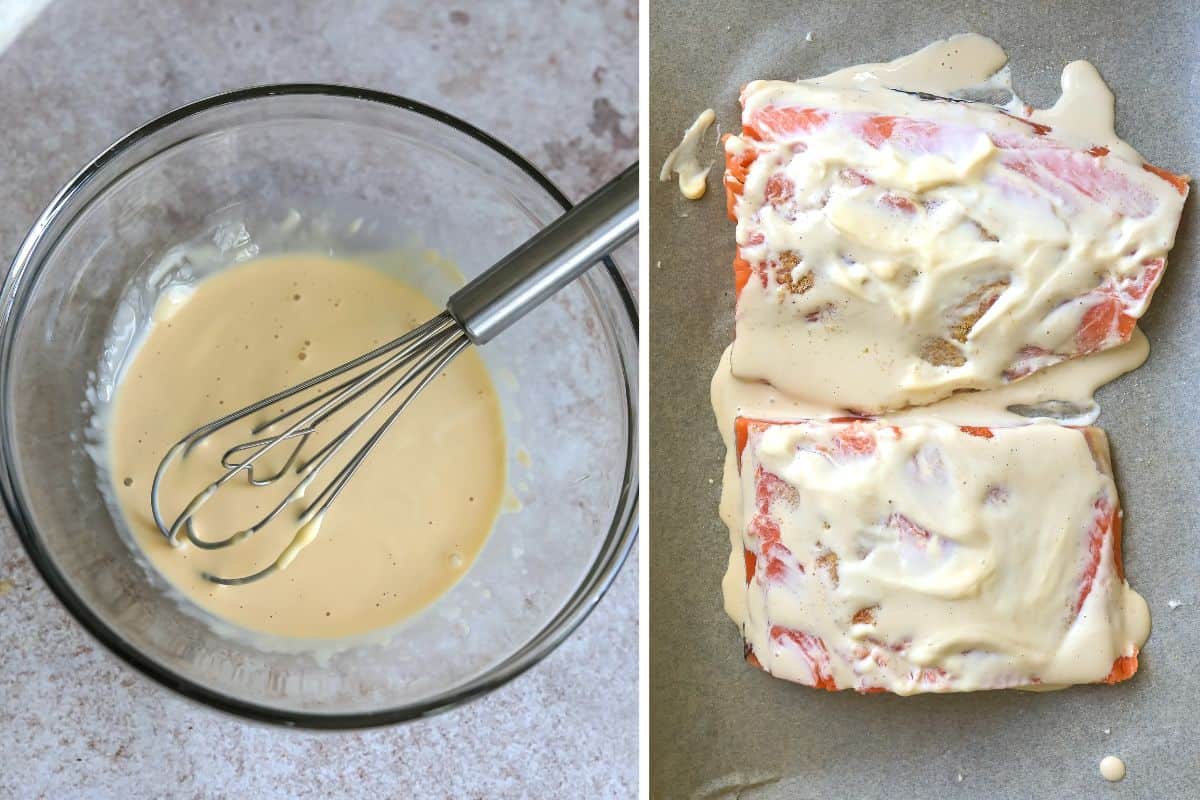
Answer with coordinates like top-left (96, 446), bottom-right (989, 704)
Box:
top-left (108, 254), bottom-right (506, 639)
top-left (724, 35), bottom-right (1188, 412)
top-left (731, 418), bottom-right (1145, 694)
top-left (712, 35), bottom-right (1182, 692)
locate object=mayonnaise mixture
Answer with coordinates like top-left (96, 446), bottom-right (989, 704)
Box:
top-left (724, 35), bottom-right (1187, 412)
top-left (107, 254), bottom-right (506, 639)
top-left (713, 35), bottom-right (1186, 692)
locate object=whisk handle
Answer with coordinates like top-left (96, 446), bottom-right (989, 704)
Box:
top-left (447, 162), bottom-right (639, 344)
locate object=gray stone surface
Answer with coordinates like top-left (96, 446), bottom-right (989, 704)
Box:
top-left (0, 2), bottom-right (638, 797)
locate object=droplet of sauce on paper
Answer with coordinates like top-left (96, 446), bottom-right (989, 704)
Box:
top-left (1099, 755), bottom-right (1126, 782)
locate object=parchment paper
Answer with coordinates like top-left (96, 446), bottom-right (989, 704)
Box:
top-left (649, 2), bottom-right (1199, 797)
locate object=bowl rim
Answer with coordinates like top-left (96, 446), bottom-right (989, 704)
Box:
top-left (0, 83), bottom-right (639, 729)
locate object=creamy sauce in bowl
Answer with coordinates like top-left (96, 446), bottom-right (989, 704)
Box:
top-left (107, 254), bottom-right (506, 639)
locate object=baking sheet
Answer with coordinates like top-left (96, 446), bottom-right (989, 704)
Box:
top-left (648, 2), bottom-right (1199, 797)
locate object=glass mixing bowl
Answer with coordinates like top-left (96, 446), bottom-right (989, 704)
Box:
top-left (0, 85), bottom-right (637, 727)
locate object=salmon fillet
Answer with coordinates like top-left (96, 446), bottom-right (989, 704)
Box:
top-left (731, 417), bottom-right (1146, 694)
top-left (725, 89), bottom-right (1189, 412)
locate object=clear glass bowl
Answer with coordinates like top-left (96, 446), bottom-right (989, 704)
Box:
top-left (0, 85), bottom-right (637, 727)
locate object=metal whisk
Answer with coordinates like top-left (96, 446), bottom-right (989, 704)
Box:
top-left (151, 163), bottom-right (638, 585)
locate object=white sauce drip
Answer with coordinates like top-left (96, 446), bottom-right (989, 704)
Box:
top-left (660, 108), bottom-right (717, 199)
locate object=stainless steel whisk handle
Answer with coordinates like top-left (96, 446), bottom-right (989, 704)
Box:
top-left (447, 162), bottom-right (638, 344)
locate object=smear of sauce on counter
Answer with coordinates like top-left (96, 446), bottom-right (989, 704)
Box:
top-left (661, 108), bottom-right (717, 199)
top-left (108, 254), bottom-right (506, 639)
top-left (711, 34), bottom-right (1187, 691)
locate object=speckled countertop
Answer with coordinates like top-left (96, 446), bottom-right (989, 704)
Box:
top-left (0, 2), bottom-right (637, 797)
